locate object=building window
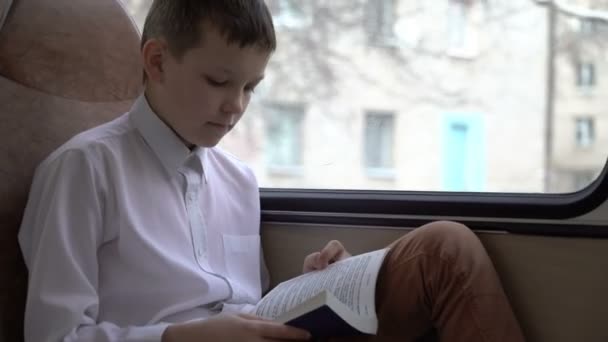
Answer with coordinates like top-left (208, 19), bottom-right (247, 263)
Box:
top-left (447, 0), bottom-right (478, 58)
top-left (368, 0), bottom-right (397, 43)
top-left (576, 62), bottom-right (596, 88)
top-left (364, 112), bottom-right (395, 176)
top-left (379, 0), bottom-right (396, 39)
top-left (575, 117), bottom-right (595, 148)
top-left (579, 19), bottom-right (596, 34)
top-left (265, 104), bottom-right (304, 171)
top-left (269, 0), bottom-right (311, 28)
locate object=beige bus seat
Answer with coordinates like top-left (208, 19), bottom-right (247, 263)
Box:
top-left (0, 0), bottom-right (141, 340)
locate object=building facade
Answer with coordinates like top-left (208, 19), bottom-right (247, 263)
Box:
top-left (551, 0), bottom-right (608, 192)
top-left (120, 0), bottom-right (606, 194)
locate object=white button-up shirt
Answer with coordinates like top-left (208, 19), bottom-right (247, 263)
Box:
top-left (18, 95), bottom-right (267, 342)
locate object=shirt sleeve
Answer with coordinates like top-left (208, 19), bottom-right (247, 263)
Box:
top-left (18, 148), bottom-right (169, 342)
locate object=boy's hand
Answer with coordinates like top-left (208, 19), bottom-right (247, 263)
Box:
top-left (162, 313), bottom-right (311, 342)
top-left (302, 240), bottom-right (352, 273)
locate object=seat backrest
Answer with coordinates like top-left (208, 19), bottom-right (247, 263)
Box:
top-left (0, 0), bottom-right (142, 340)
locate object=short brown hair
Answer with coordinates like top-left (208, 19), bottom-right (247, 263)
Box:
top-left (141, 0), bottom-right (276, 60)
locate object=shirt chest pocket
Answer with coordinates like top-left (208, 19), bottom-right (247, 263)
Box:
top-left (222, 234), bottom-right (262, 302)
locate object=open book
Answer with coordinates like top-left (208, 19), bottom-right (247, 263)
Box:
top-left (254, 248), bottom-right (389, 339)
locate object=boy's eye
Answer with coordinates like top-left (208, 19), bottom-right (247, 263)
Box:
top-left (245, 80), bottom-right (262, 94)
top-left (205, 77), bottom-right (228, 87)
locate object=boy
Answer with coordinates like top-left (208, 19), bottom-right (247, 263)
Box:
top-left (18, 1), bottom-right (525, 341)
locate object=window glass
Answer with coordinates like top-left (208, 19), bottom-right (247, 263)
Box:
top-left (266, 104), bottom-right (304, 173)
top-left (580, 18), bottom-right (596, 34)
top-left (575, 117), bottom-right (595, 148)
top-left (269, 0), bottom-right (312, 28)
top-left (379, 0), bottom-right (396, 39)
top-left (123, 0), bottom-right (608, 193)
top-left (577, 62), bottom-right (596, 87)
top-left (364, 112), bottom-right (395, 177)
top-left (447, 0), bottom-right (478, 58)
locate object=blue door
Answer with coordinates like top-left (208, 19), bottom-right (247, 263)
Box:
top-left (443, 113), bottom-right (484, 191)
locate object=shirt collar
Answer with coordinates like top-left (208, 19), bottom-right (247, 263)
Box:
top-left (129, 94), bottom-right (207, 176)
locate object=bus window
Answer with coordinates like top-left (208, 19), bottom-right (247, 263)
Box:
top-left (123, 0), bottom-right (608, 194)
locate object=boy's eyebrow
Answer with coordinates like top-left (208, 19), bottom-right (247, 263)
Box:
top-left (215, 68), bottom-right (265, 83)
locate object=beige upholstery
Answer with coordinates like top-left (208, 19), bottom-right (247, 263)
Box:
top-left (0, 0), bottom-right (141, 340)
top-left (262, 223), bottom-right (608, 342)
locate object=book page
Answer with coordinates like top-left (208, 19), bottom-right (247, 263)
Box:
top-left (255, 248), bottom-right (388, 320)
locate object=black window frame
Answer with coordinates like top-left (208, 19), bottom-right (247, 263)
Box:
top-left (260, 158), bottom-right (608, 238)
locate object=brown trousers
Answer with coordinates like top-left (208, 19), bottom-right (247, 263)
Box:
top-left (334, 221), bottom-right (525, 342)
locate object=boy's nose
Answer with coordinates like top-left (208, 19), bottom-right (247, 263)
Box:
top-left (222, 91), bottom-right (245, 115)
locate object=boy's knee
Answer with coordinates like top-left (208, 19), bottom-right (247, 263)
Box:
top-left (419, 220), bottom-right (477, 245)
top-left (391, 220), bottom-right (484, 259)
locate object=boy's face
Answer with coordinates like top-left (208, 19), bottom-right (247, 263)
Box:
top-left (148, 25), bottom-right (270, 148)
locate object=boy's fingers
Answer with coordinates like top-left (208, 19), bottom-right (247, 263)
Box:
top-left (304, 241), bottom-right (350, 273)
top-left (319, 240), bottom-right (344, 265)
top-left (316, 250), bottom-right (328, 268)
top-left (302, 252), bottom-right (321, 272)
top-left (254, 321), bottom-right (311, 340)
top-left (237, 313), bottom-right (270, 321)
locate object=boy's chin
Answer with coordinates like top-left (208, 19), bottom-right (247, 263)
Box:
top-left (193, 137), bottom-right (222, 149)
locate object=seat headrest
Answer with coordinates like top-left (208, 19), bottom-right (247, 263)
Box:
top-left (0, 1), bottom-right (143, 341)
top-left (0, 1), bottom-right (12, 31)
top-left (0, 0), bottom-right (142, 101)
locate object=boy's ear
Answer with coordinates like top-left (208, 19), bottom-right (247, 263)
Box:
top-left (142, 38), bottom-right (167, 83)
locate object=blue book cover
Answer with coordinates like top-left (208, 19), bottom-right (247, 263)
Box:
top-left (285, 303), bottom-right (367, 339)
